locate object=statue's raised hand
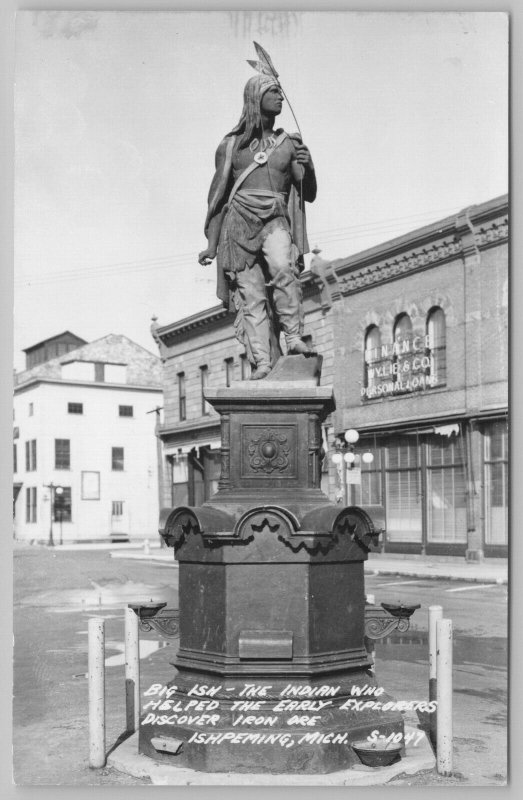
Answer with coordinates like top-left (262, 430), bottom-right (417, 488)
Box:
top-left (289, 132), bottom-right (312, 168)
top-left (293, 142), bottom-right (312, 167)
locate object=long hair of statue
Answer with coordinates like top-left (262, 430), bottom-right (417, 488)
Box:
top-left (228, 74), bottom-right (278, 149)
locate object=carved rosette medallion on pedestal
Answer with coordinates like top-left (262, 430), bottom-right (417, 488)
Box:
top-left (140, 356), bottom-right (403, 774)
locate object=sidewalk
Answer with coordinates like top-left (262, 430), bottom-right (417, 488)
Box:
top-left (15, 539), bottom-right (508, 584)
top-left (112, 544), bottom-right (507, 584)
top-left (365, 552), bottom-right (508, 584)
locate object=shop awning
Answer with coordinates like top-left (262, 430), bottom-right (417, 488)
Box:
top-left (198, 439), bottom-right (222, 450)
top-left (404, 424), bottom-right (460, 437)
top-left (164, 439), bottom-right (222, 458)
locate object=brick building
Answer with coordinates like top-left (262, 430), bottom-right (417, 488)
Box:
top-left (153, 194), bottom-right (508, 560)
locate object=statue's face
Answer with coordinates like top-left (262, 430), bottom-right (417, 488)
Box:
top-left (260, 85), bottom-right (283, 116)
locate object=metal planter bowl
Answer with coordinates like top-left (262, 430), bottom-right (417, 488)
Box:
top-left (128, 601), bottom-right (167, 619)
top-left (380, 602), bottom-right (421, 619)
top-left (352, 739), bottom-right (402, 767)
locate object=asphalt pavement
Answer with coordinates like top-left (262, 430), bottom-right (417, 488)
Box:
top-left (12, 544), bottom-right (508, 787)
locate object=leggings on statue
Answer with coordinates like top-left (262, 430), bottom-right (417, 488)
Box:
top-left (234, 227), bottom-right (304, 370)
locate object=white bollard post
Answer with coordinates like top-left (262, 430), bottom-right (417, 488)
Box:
top-left (125, 607), bottom-right (140, 733)
top-left (436, 618), bottom-right (453, 776)
top-left (143, 538), bottom-right (150, 555)
top-left (364, 595), bottom-right (376, 672)
top-left (88, 617), bottom-right (106, 768)
top-left (428, 605), bottom-right (443, 747)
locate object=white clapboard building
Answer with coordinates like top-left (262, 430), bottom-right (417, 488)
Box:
top-left (13, 332), bottom-right (163, 544)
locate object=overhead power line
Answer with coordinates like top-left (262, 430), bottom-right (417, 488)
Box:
top-left (15, 204), bottom-right (461, 288)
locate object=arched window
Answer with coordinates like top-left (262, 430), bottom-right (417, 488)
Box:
top-left (393, 314), bottom-right (413, 387)
top-left (364, 326), bottom-right (381, 394)
top-left (394, 313), bottom-right (413, 344)
top-left (426, 307), bottom-right (446, 386)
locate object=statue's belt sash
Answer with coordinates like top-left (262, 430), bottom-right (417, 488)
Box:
top-left (231, 189), bottom-right (287, 220)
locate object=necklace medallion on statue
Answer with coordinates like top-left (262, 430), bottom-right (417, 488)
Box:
top-left (250, 134), bottom-right (277, 163)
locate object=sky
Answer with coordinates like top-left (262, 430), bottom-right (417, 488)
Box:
top-left (13, 9), bottom-right (508, 371)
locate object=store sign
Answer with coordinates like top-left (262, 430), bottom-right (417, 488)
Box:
top-left (81, 471), bottom-right (100, 500)
top-left (345, 467), bottom-right (361, 485)
top-left (366, 335), bottom-right (430, 361)
top-left (361, 365), bottom-right (436, 399)
top-left (361, 335), bottom-right (438, 400)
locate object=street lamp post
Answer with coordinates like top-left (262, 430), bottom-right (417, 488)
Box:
top-left (331, 428), bottom-right (374, 505)
top-left (56, 487), bottom-right (64, 545)
top-left (43, 483), bottom-right (63, 547)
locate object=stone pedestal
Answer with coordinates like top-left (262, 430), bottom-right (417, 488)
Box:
top-left (139, 357), bottom-right (403, 773)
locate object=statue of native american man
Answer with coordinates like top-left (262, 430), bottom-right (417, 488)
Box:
top-left (198, 46), bottom-right (317, 380)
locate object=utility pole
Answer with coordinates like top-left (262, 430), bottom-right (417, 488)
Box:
top-left (147, 406), bottom-right (165, 547)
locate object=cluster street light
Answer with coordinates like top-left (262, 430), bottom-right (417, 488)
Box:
top-left (331, 428), bottom-right (374, 505)
top-left (43, 482), bottom-right (64, 547)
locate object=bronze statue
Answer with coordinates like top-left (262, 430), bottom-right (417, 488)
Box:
top-left (198, 45), bottom-right (317, 380)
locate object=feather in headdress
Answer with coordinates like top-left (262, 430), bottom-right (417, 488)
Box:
top-left (245, 41), bottom-right (302, 139)
top-left (247, 59), bottom-right (273, 77)
top-left (253, 42), bottom-right (279, 79)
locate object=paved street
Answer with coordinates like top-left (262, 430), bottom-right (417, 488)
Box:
top-left (364, 573), bottom-right (507, 785)
top-left (13, 545), bottom-right (507, 786)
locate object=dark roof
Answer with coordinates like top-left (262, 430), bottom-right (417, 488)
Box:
top-left (15, 334), bottom-right (163, 389)
top-left (23, 331), bottom-right (87, 353)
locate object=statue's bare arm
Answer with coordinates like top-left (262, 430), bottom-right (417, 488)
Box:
top-left (199, 139), bottom-right (231, 266)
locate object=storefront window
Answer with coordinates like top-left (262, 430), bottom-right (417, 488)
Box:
top-left (360, 445), bottom-right (382, 505)
top-left (427, 435), bottom-right (467, 543)
top-left (171, 453), bottom-right (189, 506)
top-left (484, 421), bottom-right (508, 546)
top-left (204, 450), bottom-right (221, 499)
top-left (191, 448), bottom-right (221, 506)
top-left (385, 437), bottom-right (422, 543)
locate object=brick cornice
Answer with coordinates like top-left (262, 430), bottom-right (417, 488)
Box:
top-left (337, 236), bottom-right (463, 296)
top-left (333, 198), bottom-right (508, 297)
top-left (155, 305), bottom-right (232, 344)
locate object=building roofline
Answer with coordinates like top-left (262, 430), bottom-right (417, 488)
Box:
top-left (14, 377), bottom-right (163, 394)
top-left (22, 331), bottom-right (87, 353)
top-left (154, 305), bottom-right (233, 342)
top-left (151, 193), bottom-right (508, 341)
top-left (331, 194), bottom-right (508, 275)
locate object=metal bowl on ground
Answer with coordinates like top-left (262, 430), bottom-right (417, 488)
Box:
top-left (352, 738), bottom-right (402, 767)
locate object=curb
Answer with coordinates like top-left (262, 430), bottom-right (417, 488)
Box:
top-left (364, 567), bottom-right (508, 585)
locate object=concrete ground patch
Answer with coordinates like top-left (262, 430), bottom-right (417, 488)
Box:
top-left (107, 727), bottom-right (436, 786)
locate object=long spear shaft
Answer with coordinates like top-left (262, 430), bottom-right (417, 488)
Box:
top-left (249, 41), bottom-right (306, 254)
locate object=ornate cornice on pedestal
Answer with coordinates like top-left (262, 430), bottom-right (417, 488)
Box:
top-left (159, 503), bottom-right (382, 556)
